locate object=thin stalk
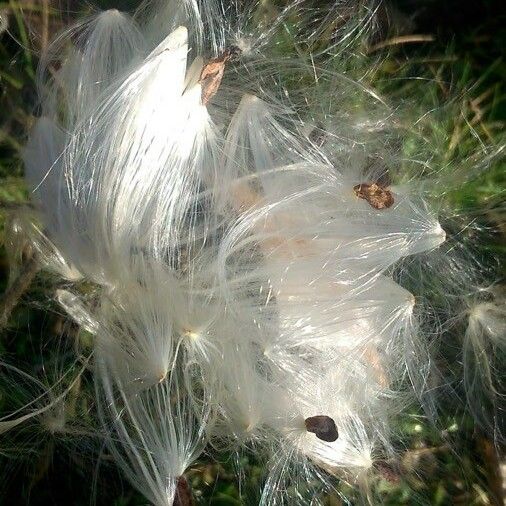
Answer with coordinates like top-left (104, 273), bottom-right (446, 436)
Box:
top-left (0, 253), bottom-right (39, 331)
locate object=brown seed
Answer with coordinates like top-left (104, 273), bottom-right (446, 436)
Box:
top-left (199, 47), bottom-right (242, 106)
top-left (173, 476), bottom-right (193, 506)
top-left (304, 415), bottom-right (339, 442)
top-left (353, 182), bottom-right (394, 210)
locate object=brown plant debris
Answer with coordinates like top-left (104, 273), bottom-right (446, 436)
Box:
top-left (353, 182), bottom-right (394, 209)
top-left (199, 46), bottom-right (241, 105)
top-left (305, 415), bottom-right (339, 442)
top-left (374, 460), bottom-right (401, 484)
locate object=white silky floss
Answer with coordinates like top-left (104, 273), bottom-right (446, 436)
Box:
top-left (17, 1), bottom-right (503, 505)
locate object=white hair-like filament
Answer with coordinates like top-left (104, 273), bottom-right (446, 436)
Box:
top-left (14, 0), bottom-right (504, 504)
top-left (463, 291), bottom-right (505, 441)
top-left (96, 356), bottom-right (208, 506)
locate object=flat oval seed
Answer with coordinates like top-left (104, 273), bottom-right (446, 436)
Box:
top-left (304, 415), bottom-right (339, 442)
top-left (353, 182), bottom-right (394, 209)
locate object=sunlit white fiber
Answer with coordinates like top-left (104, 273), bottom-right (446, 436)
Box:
top-left (260, 396), bottom-right (376, 505)
top-left (26, 21), bottom-right (219, 284)
top-left (96, 356), bottom-right (208, 506)
top-left (136, 0), bottom-right (304, 60)
top-left (56, 289), bottom-right (99, 335)
top-left (0, 357), bottom-right (87, 436)
top-left (219, 94), bottom-right (446, 290)
top-left (24, 10), bottom-right (149, 280)
top-left (65, 26), bottom-right (208, 276)
top-left (262, 269), bottom-right (414, 351)
top-left (463, 290), bottom-right (505, 441)
top-left (290, 411), bottom-right (375, 473)
top-left (136, 0), bottom-right (217, 52)
top-left (22, 116), bottom-right (87, 279)
top-left (211, 343), bottom-right (287, 446)
top-left (95, 261), bottom-right (223, 391)
top-left (37, 9), bottom-right (144, 125)
top-left (2, 212), bottom-right (79, 283)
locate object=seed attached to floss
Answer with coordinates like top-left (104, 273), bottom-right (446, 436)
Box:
top-left (199, 46), bottom-right (242, 106)
top-left (173, 476), bottom-right (193, 506)
top-left (353, 182), bottom-right (394, 209)
top-left (304, 415), bottom-right (339, 442)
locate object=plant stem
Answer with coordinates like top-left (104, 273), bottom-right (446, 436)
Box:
top-left (0, 253), bottom-right (39, 331)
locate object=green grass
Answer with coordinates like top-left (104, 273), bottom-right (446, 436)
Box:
top-left (0, 1), bottom-right (504, 504)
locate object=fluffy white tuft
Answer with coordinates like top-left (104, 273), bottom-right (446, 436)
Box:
top-left (11, 0), bottom-right (504, 504)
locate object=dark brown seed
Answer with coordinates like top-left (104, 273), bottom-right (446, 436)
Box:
top-left (304, 415), bottom-right (339, 442)
top-left (353, 182), bottom-right (394, 210)
top-left (173, 476), bottom-right (193, 506)
top-left (199, 47), bottom-right (242, 106)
